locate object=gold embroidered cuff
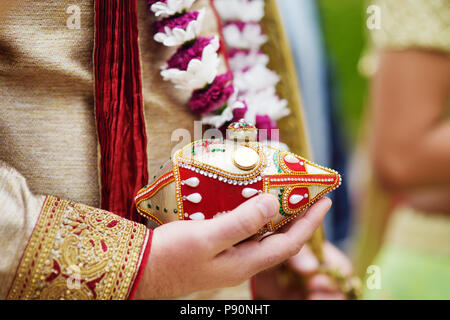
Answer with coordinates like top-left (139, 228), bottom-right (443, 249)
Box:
top-left (7, 196), bottom-right (150, 300)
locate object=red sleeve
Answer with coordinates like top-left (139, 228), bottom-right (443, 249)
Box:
top-left (127, 229), bottom-right (153, 300)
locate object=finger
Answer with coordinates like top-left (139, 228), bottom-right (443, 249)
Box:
top-left (308, 292), bottom-right (346, 300)
top-left (277, 197), bottom-right (332, 236)
top-left (307, 274), bottom-right (339, 293)
top-left (275, 197), bottom-right (332, 251)
top-left (322, 242), bottom-right (353, 277)
top-left (206, 194), bottom-right (279, 253)
top-left (226, 197), bottom-right (331, 275)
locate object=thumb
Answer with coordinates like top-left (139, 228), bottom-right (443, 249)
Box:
top-left (206, 194), bottom-right (279, 252)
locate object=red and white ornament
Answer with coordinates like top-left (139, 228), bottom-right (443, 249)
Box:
top-left (135, 121), bottom-right (342, 234)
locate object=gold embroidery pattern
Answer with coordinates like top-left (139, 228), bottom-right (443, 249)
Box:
top-left (7, 196), bottom-right (149, 300)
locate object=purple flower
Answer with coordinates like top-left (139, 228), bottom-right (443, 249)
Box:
top-left (154, 11), bottom-right (199, 34)
top-left (189, 72), bottom-right (235, 115)
top-left (229, 48), bottom-right (249, 58)
top-left (255, 114), bottom-right (278, 140)
top-left (166, 36), bottom-right (213, 71)
top-left (232, 101), bottom-right (248, 122)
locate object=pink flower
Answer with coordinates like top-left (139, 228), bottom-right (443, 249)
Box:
top-left (166, 36), bottom-right (213, 71)
top-left (255, 114), bottom-right (278, 140)
top-left (224, 21), bottom-right (260, 32)
top-left (154, 11), bottom-right (199, 34)
top-left (215, 100), bottom-right (248, 135)
top-left (232, 101), bottom-right (248, 121)
top-left (189, 72), bottom-right (235, 115)
top-left (229, 48), bottom-right (249, 58)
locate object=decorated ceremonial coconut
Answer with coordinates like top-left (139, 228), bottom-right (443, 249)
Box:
top-left (135, 120), bottom-right (341, 235)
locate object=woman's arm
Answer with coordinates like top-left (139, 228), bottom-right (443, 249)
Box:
top-left (371, 49), bottom-right (450, 191)
top-left (405, 187), bottom-right (450, 215)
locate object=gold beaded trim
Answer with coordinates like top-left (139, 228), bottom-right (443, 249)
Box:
top-left (172, 152), bottom-right (186, 221)
top-left (7, 196), bottom-right (149, 300)
top-left (135, 171), bottom-right (175, 224)
top-left (176, 140), bottom-right (267, 182)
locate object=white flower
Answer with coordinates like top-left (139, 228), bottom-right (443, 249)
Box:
top-left (154, 9), bottom-right (205, 47)
top-left (214, 0), bottom-right (265, 22)
top-left (160, 37), bottom-right (220, 91)
top-left (240, 87), bottom-right (290, 122)
top-left (223, 23), bottom-right (268, 50)
top-left (201, 99), bottom-right (246, 128)
top-left (229, 50), bottom-right (269, 71)
top-left (150, 0), bottom-right (196, 18)
top-left (201, 104), bottom-right (234, 128)
top-left (234, 64), bottom-right (280, 93)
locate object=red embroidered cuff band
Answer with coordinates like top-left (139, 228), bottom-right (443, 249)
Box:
top-left (7, 196), bottom-right (150, 300)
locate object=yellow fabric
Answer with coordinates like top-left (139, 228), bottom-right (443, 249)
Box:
top-left (0, 1), bottom-right (100, 207)
top-left (384, 206), bottom-right (450, 257)
top-left (360, 0), bottom-right (450, 78)
top-left (371, 0), bottom-right (450, 52)
top-left (363, 206), bottom-right (450, 300)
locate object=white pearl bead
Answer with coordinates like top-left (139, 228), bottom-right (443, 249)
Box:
top-left (183, 177), bottom-right (200, 188)
top-left (289, 194), bottom-right (304, 205)
top-left (242, 188), bottom-right (258, 199)
top-left (284, 155), bottom-right (299, 164)
top-left (185, 193), bottom-right (202, 203)
top-left (189, 212), bottom-right (205, 220)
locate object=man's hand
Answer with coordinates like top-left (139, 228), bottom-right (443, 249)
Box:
top-left (253, 241), bottom-right (353, 300)
top-left (134, 195), bottom-right (331, 299)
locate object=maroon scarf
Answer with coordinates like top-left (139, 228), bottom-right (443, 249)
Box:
top-left (94, 0), bottom-right (148, 222)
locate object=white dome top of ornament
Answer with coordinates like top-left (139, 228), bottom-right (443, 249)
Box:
top-left (226, 119), bottom-right (258, 142)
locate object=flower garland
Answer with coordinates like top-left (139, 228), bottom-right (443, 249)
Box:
top-left (147, 0), bottom-right (289, 139)
top-left (214, 0), bottom-right (289, 138)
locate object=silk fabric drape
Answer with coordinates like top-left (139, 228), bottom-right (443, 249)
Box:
top-left (94, 0), bottom-right (149, 222)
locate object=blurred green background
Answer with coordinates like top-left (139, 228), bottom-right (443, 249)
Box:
top-left (318, 0), bottom-right (369, 144)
